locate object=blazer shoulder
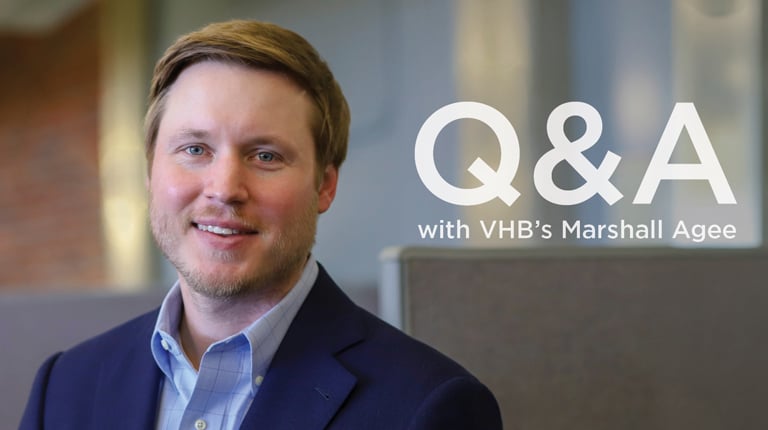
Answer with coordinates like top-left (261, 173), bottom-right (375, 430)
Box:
top-left (53, 308), bottom-right (159, 369)
top-left (330, 306), bottom-right (503, 428)
top-left (407, 374), bottom-right (504, 429)
top-left (356, 307), bottom-right (472, 376)
top-left (312, 266), bottom-right (483, 385)
top-left (21, 309), bottom-right (163, 430)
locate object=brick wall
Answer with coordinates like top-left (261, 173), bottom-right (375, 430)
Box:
top-left (0, 3), bottom-right (106, 290)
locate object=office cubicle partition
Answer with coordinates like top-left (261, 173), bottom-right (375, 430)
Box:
top-left (380, 247), bottom-right (768, 429)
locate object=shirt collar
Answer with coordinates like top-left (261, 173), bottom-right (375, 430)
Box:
top-left (151, 255), bottom-right (319, 395)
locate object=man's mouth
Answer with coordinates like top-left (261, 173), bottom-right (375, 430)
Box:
top-left (194, 223), bottom-right (256, 236)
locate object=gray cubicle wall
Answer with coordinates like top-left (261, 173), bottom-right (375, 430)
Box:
top-left (380, 247), bottom-right (768, 430)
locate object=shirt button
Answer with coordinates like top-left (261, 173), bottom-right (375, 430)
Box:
top-left (161, 339), bottom-right (170, 351)
top-left (255, 375), bottom-right (264, 386)
top-left (194, 419), bottom-right (207, 430)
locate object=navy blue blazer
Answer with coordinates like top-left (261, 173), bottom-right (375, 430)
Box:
top-left (20, 265), bottom-right (502, 429)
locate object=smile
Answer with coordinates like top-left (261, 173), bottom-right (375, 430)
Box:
top-left (195, 223), bottom-right (254, 236)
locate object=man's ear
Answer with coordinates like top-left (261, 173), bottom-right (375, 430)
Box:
top-left (317, 165), bottom-right (338, 214)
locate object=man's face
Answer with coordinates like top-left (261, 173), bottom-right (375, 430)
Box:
top-left (148, 61), bottom-right (337, 299)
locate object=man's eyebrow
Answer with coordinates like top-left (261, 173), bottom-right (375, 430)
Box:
top-left (170, 128), bottom-right (210, 142)
top-left (168, 129), bottom-right (292, 148)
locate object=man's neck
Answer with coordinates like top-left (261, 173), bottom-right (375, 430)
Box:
top-left (177, 279), bottom-right (296, 370)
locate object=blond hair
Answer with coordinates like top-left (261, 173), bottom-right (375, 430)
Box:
top-left (145, 20), bottom-right (350, 170)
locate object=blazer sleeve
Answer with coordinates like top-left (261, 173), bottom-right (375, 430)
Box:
top-left (407, 376), bottom-right (504, 430)
top-left (19, 352), bottom-right (62, 430)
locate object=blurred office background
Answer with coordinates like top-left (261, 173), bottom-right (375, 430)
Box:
top-left (2, 0), bottom-right (766, 427)
top-left (0, 0), bottom-right (763, 293)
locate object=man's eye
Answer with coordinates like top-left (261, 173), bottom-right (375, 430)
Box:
top-left (257, 152), bottom-right (275, 162)
top-left (185, 146), bottom-right (205, 156)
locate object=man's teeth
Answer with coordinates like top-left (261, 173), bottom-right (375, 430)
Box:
top-left (197, 224), bottom-right (241, 235)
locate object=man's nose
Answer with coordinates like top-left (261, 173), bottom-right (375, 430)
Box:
top-left (204, 154), bottom-right (249, 204)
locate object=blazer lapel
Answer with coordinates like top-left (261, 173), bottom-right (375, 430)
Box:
top-left (240, 266), bottom-right (365, 430)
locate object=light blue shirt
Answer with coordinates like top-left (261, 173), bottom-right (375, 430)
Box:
top-left (150, 257), bottom-right (318, 430)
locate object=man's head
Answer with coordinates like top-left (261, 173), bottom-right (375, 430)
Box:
top-left (146, 21), bottom-right (349, 300)
top-left (145, 20), bottom-right (350, 176)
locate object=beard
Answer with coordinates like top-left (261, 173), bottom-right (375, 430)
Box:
top-left (149, 194), bottom-right (319, 301)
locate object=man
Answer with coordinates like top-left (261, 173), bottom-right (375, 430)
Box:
top-left (21, 20), bottom-right (502, 429)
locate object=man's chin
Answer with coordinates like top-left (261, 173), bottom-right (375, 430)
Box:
top-left (178, 267), bottom-right (256, 300)
top-left (175, 247), bottom-right (312, 302)
top-left (190, 280), bottom-right (248, 300)
top-left (180, 267), bottom-right (293, 302)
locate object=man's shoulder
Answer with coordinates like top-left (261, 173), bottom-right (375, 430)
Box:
top-left (352, 306), bottom-right (474, 379)
top-left (327, 304), bottom-right (503, 428)
top-left (23, 309), bottom-right (164, 429)
top-left (311, 265), bottom-right (476, 382)
top-left (52, 308), bottom-right (159, 368)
